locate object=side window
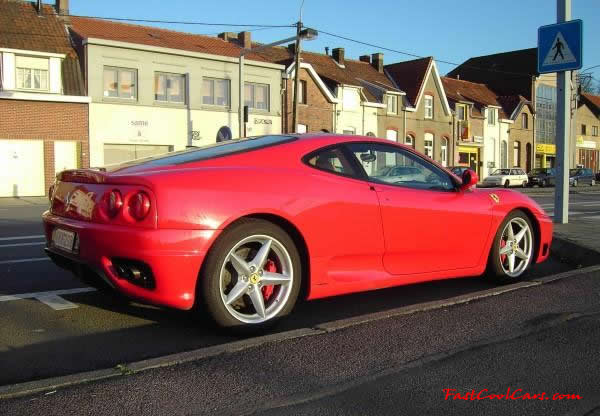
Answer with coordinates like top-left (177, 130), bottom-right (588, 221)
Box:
top-left (305, 146), bottom-right (359, 178)
top-left (346, 142), bottom-right (454, 191)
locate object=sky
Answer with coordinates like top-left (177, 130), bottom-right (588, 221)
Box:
top-left (69, 0), bottom-right (600, 87)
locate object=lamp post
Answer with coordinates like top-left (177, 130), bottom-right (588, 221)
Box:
top-left (238, 28), bottom-right (318, 138)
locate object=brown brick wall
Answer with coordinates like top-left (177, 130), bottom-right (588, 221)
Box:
top-left (0, 99), bottom-right (89, 194)
top-left (283, 68), bottom-right (334, 133)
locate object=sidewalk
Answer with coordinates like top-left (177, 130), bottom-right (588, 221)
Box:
top-left (0, 197), bottom-right (48, 207)
top-left (552, 217), bottom-right (600, 267)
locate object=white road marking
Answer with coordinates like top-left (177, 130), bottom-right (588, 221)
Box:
top-left (0, 287), bottom-right (96, 310)
top-left (0, 242), bottom-right (45, 248)
top-left (0, 257), bottom-right (50, 265)
top-left (36, 294), bottom-right (79, 310)
top-left (0, 235), bottom-right (45, 241)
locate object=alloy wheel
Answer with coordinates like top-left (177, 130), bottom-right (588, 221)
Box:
top-left (218, 235), bottom-right (293, 324)
top-left (498, 217), bottom-right (533, 278)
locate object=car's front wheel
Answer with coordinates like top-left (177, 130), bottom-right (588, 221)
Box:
top-left (487, 210), bottom-right (535, 283)
top-left (201, 219), bottom-right (301, 332)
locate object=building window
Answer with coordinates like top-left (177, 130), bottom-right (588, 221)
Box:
top-left (441, 137), bottom-right (448, 167)
top-left (488, 108), bottom-right (497, 125)
top-left (424, 95), bottom-right (433, 119)
top-left (298, 80), bottom-right (307, 104)
top-left (202, 78), bottom-right (230, 106)
top-left (457, 104), bottom-right (466, 121)
top-left (405, 135), bottom-right (415, 148)
top-left (424, 133), bottom-right (434, 158)
top-left (581, 124), bottom-right (587, 135)
top-left (536, 84), bottom-right (557, 146)
top-left (155, 73), bottom-right (185, 103)
top-left (16, 68), bottom-right (48, 91)
top-left (593, 126), bottom-right (599, 137)
top-left (501, 140), bottom-right (508, 168)
top-left (387, 95), bottom-right (398, 114)
top-left (245, 82), bottom-right (269, 111)
top-left (513, 141), bottom-right (521, 167)
top-left (521, 113), bottom-right (528, 129)
top-left (103, 67), bottom-right (137, 99)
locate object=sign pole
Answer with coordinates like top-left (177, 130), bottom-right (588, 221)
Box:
top-left (554, 0), bottom-right (571, 224)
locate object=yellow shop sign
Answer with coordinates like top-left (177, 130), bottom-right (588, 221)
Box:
top-left (536, 144), bottom-right (556, 154)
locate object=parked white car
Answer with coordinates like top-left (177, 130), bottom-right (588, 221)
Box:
top-left (482, 168), bottom-right (528, 188)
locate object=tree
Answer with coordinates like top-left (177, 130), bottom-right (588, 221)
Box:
top-left (577, 73), bottom-right (600, 95)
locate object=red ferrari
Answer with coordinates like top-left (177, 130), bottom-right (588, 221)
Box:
top-left (43, 134), bottom-right (552, 331)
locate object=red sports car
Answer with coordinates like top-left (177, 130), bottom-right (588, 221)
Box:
top-left (43, 134), bottom-right (552, 331)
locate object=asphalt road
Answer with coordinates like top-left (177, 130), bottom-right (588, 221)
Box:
top-left (0, 191), bottom-right (598, 415)
top-left (1, 266), bottom-right (599, 416)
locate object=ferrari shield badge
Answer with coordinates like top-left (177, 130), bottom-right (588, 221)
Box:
top-left (489, 193), bottom-right (500, 204)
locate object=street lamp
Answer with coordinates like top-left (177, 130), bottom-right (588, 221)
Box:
top-left (238, 28), bottom-right (318, 138)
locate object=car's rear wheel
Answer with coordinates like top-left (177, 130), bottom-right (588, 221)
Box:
top-left (504, 180), bottom-right (510, 188)
top-left (201, 219), bottom-right (301, 332)
top-left (487, 210), bottom-right (534, 283)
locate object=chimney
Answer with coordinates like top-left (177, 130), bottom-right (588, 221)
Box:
top-left (238, 31), bottom-right (251, 49)
top-left (56, 0), bottom-right (69, 15)
top-left (287, 43), bottom-right (296, 54)
top-left (324, 47), bottom-right (329, 56)
top-left (37, 0), bottom-right (43, 15)
top-left (371, 53), bottom-right (384, 73)
top-left (218, 32), bottom-right (237, 42)
top-left (332, 48), bottom-right (344, 66)
top-left (359, 55), bottom-right (371, 63)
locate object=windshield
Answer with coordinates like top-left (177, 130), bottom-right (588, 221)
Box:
top-left (530, 168), bottom-right (549, 175)
top-left (491, 169), bottom-right (511, 175)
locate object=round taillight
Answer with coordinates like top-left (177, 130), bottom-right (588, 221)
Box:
top-left (105, 190), bottom-right (123, 218)
top-left (129, 191), bottom-right (151, 221)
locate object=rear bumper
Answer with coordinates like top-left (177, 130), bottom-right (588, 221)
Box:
top-left (43, 211), bottom-right (220, 310)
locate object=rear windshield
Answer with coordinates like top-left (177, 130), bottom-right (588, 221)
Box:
top-left (105, 135), bottom-right (297, 171)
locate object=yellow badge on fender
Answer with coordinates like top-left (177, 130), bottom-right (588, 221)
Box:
top-left (489, 193), bottom-right (500, 204)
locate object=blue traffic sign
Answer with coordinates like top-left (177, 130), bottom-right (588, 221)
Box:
top-left (538, 20), bottom-right (583, 73)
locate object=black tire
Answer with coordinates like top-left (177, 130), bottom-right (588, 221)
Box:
top-left (200, 218), bottom-right (301, 333)
top-left (522, 181), bottom-right (527, 188)
top-left (541, 179), bottom-right (546, 188)
top-left (486, 210), bottom-right (535, 284)
top-left (504, 180), bottom-right (510, 188)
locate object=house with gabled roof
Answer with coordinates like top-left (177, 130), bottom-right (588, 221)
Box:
top-left (67, 17), bottom-right (284, 167)
top-left (0, 0), bottom-right (90, 197)
top-left (576, 93), bottom-right (600, 172)
top-left (496, 95), bottom-right (535, 172)
top-left (252, 41), bottom-right (404, 138)
top-left (442, 76), bottom-right (530, 179)
top-left (385, 57), bottom-right (453, 167)
top-left (447, 48), bottom-right (578, 170)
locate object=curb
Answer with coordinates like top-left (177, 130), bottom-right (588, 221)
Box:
top-left (550, 235), bottom-right (600, 267)
top-left (2, 263), bottom-right (599, 400)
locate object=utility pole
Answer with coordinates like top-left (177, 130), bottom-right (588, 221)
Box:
top-left (291, 20), bottom-right (302, 133)
top-left (554, 0), bottom-right (571, 224)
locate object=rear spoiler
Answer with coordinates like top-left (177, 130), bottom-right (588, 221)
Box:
top-left (57, 169), bottom-right (108, 184)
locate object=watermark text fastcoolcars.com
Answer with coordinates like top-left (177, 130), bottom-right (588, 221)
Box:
top-left (443, 388), bottom-right (581, 401)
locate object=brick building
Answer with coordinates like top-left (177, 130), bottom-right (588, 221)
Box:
top-left (0, 0), bottom-right (89, 197)
top-left (385, 57), bottom-right (453, 167)
top-left (576, 93), bottom-right (600, 172)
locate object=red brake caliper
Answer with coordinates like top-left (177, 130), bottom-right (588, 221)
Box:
top-left (500, 239), bottom-right (507, 264)
top-left (261, 259), bottom-right (276, 301)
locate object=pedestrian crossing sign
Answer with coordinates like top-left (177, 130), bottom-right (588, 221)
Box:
top-left (538, 20), bottom-right (583, 74)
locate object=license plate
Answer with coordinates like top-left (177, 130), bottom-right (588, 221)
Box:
top-left (52, 228), bottom-right (76, 253)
